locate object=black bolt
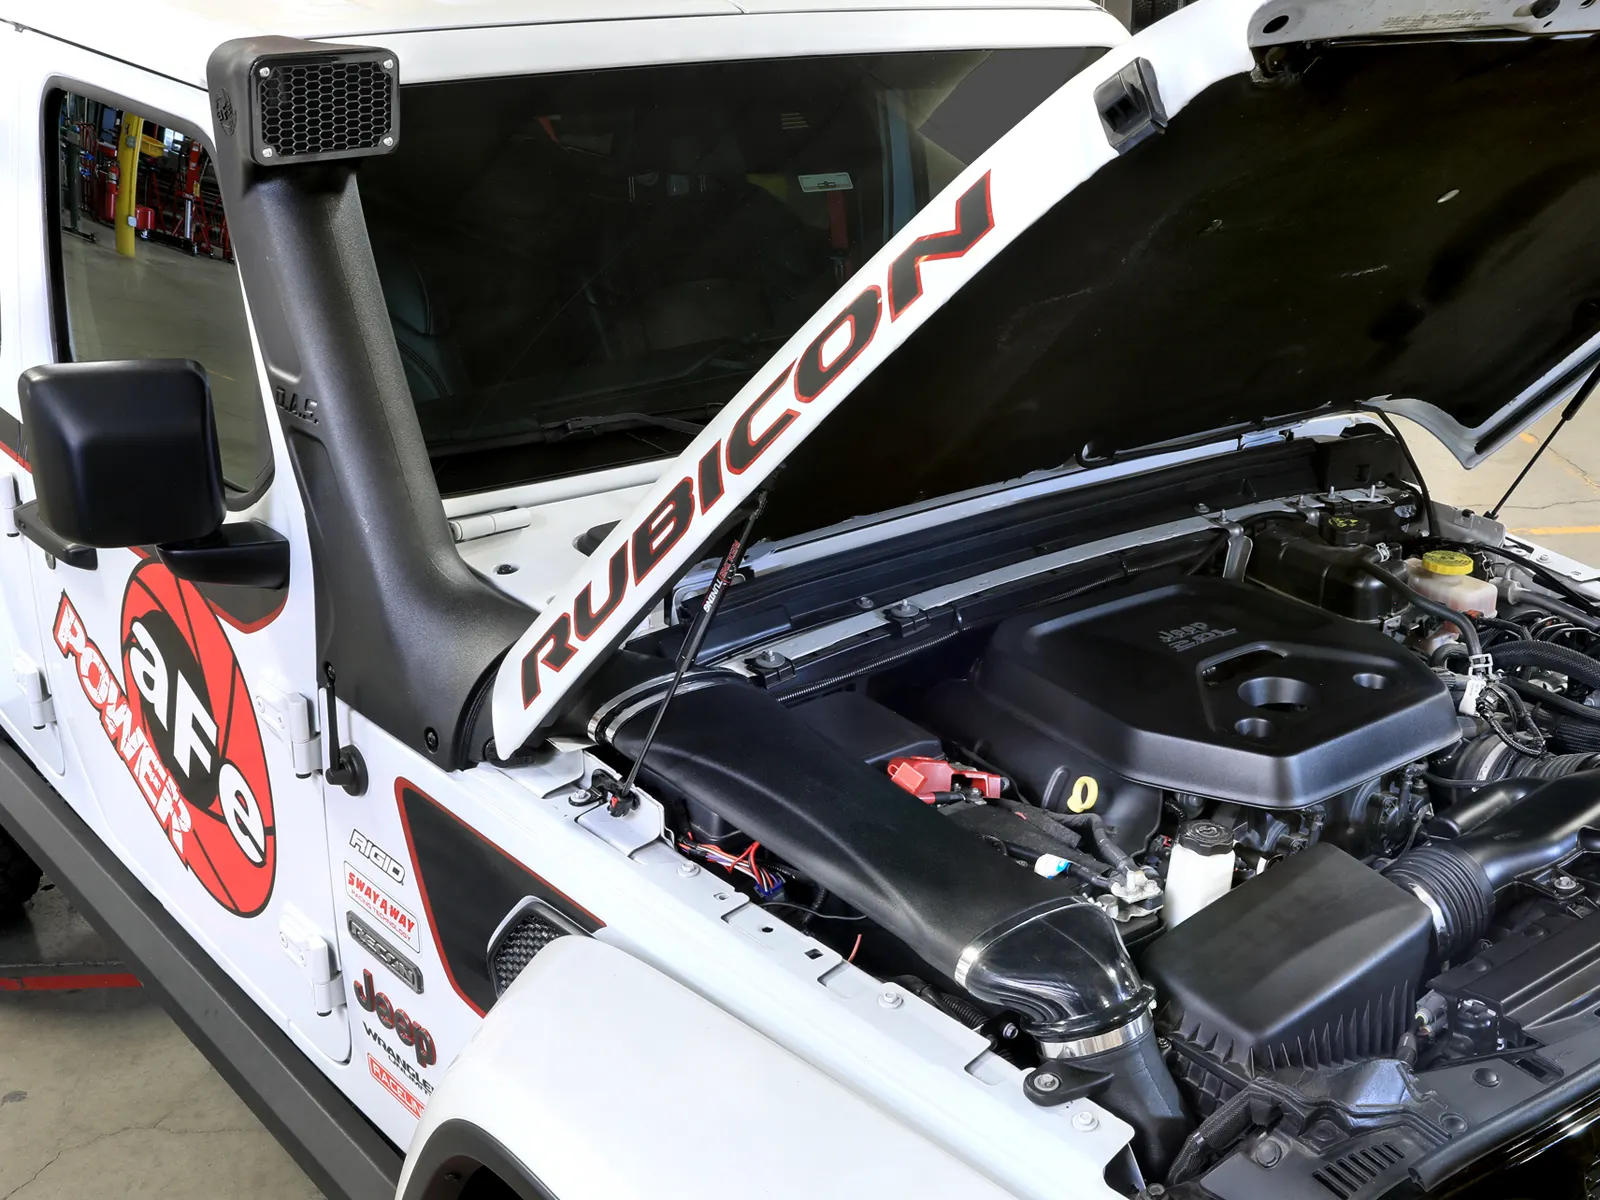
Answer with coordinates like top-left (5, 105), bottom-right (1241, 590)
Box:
top-left (1441, 1112), bottom-right (1468, 1135)
top-left (854, 595), bottom-right (876, 610)
top-left (424, 727), bottom-right (439, 752)
top-left (1252, 1139), bottom-right (1283, 1168)
top-left (495, 563), bottom-right (518, 575)
top-left (324, 662), bottom-right (336, 685)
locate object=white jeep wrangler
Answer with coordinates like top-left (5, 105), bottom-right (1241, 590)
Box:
top-left (3, 0), bottom-right (1600, 1197)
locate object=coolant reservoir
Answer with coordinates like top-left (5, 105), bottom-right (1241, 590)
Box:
top-left (1406, 550), bottom-right (1498, 617)
top-left (1164, 820), bottom-right (1236, 927)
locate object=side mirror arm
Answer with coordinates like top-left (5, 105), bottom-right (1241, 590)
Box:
top-left (13, 501), bottom-right (98, 570)
top-left (157, 521), bottom-right (290, 589)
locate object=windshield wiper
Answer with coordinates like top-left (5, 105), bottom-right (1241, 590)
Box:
top-left (427, 408), bottom-right (714, 458)
top-left (547, 411), bottom-right (708, 440)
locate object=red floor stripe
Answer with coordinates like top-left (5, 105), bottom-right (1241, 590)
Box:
top-left (0, 972), bottom-right (142, 991)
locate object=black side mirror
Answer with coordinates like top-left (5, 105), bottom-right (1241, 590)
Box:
top-left (17, 360), bottom-right (288, 587)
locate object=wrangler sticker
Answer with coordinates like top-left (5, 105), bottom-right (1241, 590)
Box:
top-left (367, 1054), bottom-right (425, 1119)
top-left (345, 862), bottom-right (421, 951)
top-left (54, 571), bottom-right (276, 917)
top-left (347, 910), bottom-right (424, 994)
top-left (364, 1025), bottom-right (434, 1099)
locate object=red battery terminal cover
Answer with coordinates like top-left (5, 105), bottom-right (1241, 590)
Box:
top-left (886, 756), bottom-right (1005, 803)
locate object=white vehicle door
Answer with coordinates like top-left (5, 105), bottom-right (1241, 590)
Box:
top-left (8, 32), bottom-right (350, 1064)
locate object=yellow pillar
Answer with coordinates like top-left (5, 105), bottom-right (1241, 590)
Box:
top-left (113, 112), bottom-right (145, 257)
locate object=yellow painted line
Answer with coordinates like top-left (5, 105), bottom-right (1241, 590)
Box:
top-left (1513, 525), bottom-right (1600, 536)
top-left (1520, 432), bottom-right (1539, 444)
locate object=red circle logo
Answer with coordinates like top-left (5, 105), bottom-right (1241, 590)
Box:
top-left (119, 561), bottom-right (276, 916)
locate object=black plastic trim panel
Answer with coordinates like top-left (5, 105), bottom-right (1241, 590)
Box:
top-left (0, 736), bottom-right (402, 1200)
top-left (401, 1118), bottom-right (556, 1200)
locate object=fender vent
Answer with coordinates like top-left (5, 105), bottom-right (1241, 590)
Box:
top-left (488, 900), bottom-right (583, 996)
top-left (254, 52), bottom-right (397, 163)
top-left (1312, 1142), bottom-right (1406, 1199)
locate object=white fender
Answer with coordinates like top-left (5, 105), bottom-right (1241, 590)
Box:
top-left (399, 936), bottom-right (1019, 1199)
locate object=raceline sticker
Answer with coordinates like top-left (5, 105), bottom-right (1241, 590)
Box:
top-left (350, 830), bottom-right (405, 884)
top-left (368, 1054), bottom-right (425, 1119)
top-left (347, 910), bottom-right (424, 994)
top-left (54, 569), bottom-right (276, 917)
top-left (345, 861), bottom-right (421, 951)
top-left (491, 172), bottom-right (999, 751)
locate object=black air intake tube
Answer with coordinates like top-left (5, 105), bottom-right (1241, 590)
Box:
top-left (1389, 770), bottom-right (1600, 959)
top-left (577, 666), bottom-right (1185, 1172)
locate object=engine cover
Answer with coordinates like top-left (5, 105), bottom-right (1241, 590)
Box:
top-left (934, 577), bottom-right (1457, 810)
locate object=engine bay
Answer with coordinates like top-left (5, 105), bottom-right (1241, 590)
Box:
top-left (577, 455), bottom-right (1600, 1198)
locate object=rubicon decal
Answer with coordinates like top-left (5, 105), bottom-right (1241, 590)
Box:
top-left (347, 910), bottom-right (424, 994)
top-left (346, 862), bottom-right (421, 951)
top-left (54, 571), bottom-right (276, 917)
top-left (492, 173), bottom-right (997, 750)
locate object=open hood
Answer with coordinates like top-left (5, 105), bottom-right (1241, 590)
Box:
top-left (492, 0), bottom-right (1600, 752)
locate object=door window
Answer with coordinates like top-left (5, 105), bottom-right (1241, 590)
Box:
top-left (51, 91), bottom-right (272, 501)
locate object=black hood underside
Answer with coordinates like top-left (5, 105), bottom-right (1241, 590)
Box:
top-left (763, 36), bottom-right (1600, 541)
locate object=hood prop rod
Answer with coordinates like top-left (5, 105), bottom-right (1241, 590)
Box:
top-left (1487, 357), bottom-right (1600, 521)
top-left (597, 490), bottom-right (769, 817)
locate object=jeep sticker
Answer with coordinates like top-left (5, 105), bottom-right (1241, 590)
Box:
top-left (54, 568), bottom-right (276, 917)
top-left (355, 967), bottom-right (437, 1069)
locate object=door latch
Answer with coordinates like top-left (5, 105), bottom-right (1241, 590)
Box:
top-left (12, 653), bottom-right (54, 728)
top-left (278, 905), bottom-right (341, 1016)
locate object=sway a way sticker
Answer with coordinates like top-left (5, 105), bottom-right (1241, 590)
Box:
top-left (345, 862), bottom-right (421, 951)
top-left (54, 567), bottom-right (276, 917)
top-left (368, 1054), bottom-right (425, 1119)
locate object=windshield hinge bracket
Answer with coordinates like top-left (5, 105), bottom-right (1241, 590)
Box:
top-left (1095, 59), bottom-right (1167, 155)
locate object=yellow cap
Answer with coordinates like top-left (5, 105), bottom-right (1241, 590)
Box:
top-left (1422, 549), bottom-right (1474, 576)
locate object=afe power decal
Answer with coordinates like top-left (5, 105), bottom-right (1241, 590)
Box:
top-left (368, 1054), bottom-right (425, 1119)
top-left (54, 565), bottom-right (276, 916)
top-left (490, 173), bottom-right (996, 752)
top-left (348, 910), bottom-right (424, 994)
top-left (346, 861), bottom-right (421, 951)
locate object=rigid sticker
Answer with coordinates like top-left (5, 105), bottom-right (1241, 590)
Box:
top-left (345, 861), bottom-right (421, 951)
top-left (347, 910), bottom-right (424, 994)
top-left (54, 570), bottom-right (276, 917)
top-left (367, 1054), bottom-right (425, 1119)
top-left (349, 830), bottom-right (405, 883)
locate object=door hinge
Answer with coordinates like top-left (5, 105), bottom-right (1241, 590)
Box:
top-left (0, 474), bottom-right (19, 537)
top-left (253, 679), bottom-right (322, 777)
top-left (12, 653), bottom-right (54, 728)
top-left (278, 905), bottom-right (341, 1016)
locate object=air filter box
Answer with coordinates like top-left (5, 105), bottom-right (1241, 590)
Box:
top-left (1142, 843), bottom-right (1433, 1113)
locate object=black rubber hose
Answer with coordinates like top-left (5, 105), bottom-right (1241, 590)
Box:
top-left (1492, 639), bottom-right (1600, 690)
top-left (1553, 716), bottom-right (1600, 752)
top-left (1424, 778), bottom-right (1541, 838)
top-left (1390, 770), bottom-right (1600, 957)
top-left (1166, 1085), bottom-right (1260, 1185)
top-left (1504, 677), bottom-right (1600, 724)
top-left (1354, 559), bottom-right (1480, 656)
top-left (1074, 1033), bottom-right (1188, 1180)
top-left (1046, 810), bottom-right (1137, 874)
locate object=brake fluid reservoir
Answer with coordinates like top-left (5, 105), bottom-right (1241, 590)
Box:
top-left (1164, 820), bottom-right (1236, 928)
top-left (1406, 550), bottom-right (1498, 617)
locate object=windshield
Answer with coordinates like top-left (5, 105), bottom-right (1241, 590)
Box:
top-left (358, 49), bottom-right (1103, 495)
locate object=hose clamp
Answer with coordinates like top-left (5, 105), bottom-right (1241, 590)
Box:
top-left (1040, 1011), bottom-right (1153, 1059)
